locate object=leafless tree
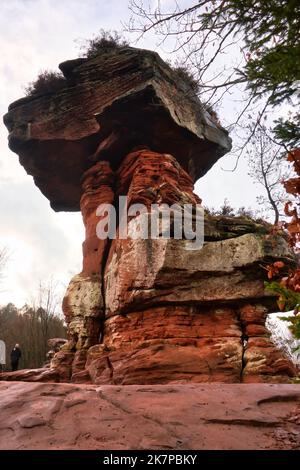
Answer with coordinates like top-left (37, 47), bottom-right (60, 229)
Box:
top-left (128, 1), bottom-right (247, 102)
top-left (247, 124), bottom-right (291, 224)
top-left (0, 301), bottom-right (66, 370)
top-left (0, 280), bottom-right (65, 370)
top-left (31, 279), bottom-right (62, 362)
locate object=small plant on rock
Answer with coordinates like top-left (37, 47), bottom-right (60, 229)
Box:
top-left (82, 30), bottom-right (129, 58)
top-left (25, 70), bottom-right (66, 96)
top-left (171, 65), bottom-right (200, 94)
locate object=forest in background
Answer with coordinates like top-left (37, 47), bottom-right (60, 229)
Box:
top-left (0, 271), bottom-right (66, 370)
top-left (0, 303), bottom-right (66, 370)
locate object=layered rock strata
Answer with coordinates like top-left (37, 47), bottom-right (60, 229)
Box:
top-left (2, 46), bottom-right (298, 384)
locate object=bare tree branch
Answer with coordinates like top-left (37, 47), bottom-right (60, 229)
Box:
top-left (246, 124), bottom-right (292, 224)
top-left (127, 0), bottom-right (299, 174)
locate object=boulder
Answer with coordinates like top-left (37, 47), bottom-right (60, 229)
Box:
top-left (0, 369), bottom-right (58, 383)
top-left (47, 338), bottom-right (67, 351)
top-left (104, 231), bottom-right (294, 315)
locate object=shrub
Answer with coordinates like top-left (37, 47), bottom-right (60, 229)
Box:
top-left (205, 199), bottom-right (267, 224)
top-left (82, 30), bottom-right (129, 58)
top-left (25, 70), bottom-right (66, 96)
top-left (171, 65), bottom-right (200, 94)
top-left (169, 64), bottom-right (220, 121)
top-left (265, 281), bottom-right (300, 313)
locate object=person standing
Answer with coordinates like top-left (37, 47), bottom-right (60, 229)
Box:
top-left (10, 344), bottom-right (21, 371)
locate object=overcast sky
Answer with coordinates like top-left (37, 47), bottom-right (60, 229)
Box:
top-left (0, 0), bottom-right (268, 307)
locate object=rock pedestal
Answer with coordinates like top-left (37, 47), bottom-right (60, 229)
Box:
top-left (2, 46), bottom-right (298, 384)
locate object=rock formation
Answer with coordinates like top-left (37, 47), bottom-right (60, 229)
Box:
top-left (45, 338), bottom-right (67, 366)
top-left (2, 46), bottom-right (298, 384)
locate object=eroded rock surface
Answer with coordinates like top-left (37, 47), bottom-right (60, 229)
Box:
top-left (2, 46), bottom-right (298, 385)
top-left (4, 47), bottom-right (231, 211)
top-left (85, 304), bottom-right (297, 385)
top-left (104, 232), bottom-right (293, 315)
top-left (0, 382), bottom-right (299, 450)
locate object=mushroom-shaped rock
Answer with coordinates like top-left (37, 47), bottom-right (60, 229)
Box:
top-left (3, 46), bottom-right (231, 211)
top-left (2, 46), bottom-right (298, 386)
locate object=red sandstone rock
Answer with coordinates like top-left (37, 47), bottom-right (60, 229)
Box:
top-left (71, 350), bottom-right (88, 375)
top-left (82, 304), bottom-right (296, 385)
top-left (0, 369), bottom-right (58, 382)
top-left (45, 338), bottom-right (67, 366)
top-left (62, 274), bottom-right (103, 350)
top-left (3, 48), bottom-right (231, 211)
top-left (50, 351), bottom-right (74, 382)
top-left (86, 339), bottom-right (243, 385)
top-left (239, 304), bottom-right (271, 342)
top-left (3, 46), bottom-right (298, 386)
top-left (104, 307), bottom-right (241, 347)
top-left (61, 161), bottom-right (115, 353)
top-left (116, 149), bottom-right (201, 208)
top-left (80, 161), bottom-right (115, 276)
top-left (236, 307), bottom-right (298, 382)
top-left (0, 382), bottom-right (299, 450)
top-left (104, 229), bottom-right (294, 316)
top-left (0, 144), bottom-right (296, 385)
top-left (240, 304), bottom-right (268, 326)
top-left (243, 337), bottom-right (297, 383)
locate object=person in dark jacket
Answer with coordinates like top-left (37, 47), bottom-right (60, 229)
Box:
top-left (10, 344), bottom-right (21, 371)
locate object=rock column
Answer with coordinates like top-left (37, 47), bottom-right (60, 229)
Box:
top-left (53, 161), bottom-right (115, 381)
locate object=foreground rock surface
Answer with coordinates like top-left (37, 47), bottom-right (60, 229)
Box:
top-left (0, 369), bottom-right (58, 382)
top-left (0, 382), bottom-right (299, 450)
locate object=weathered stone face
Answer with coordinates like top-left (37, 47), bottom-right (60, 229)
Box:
top-left (2, 47), bottom-right (298, 385)
top-left (83, 303), bottom-right (297, 385)
top-left (0, 145), bottom-right (297, 384)
top-left (62, 274), bottom-right (103, 350)
top-left (104, 232), bottom-right (294, 316)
